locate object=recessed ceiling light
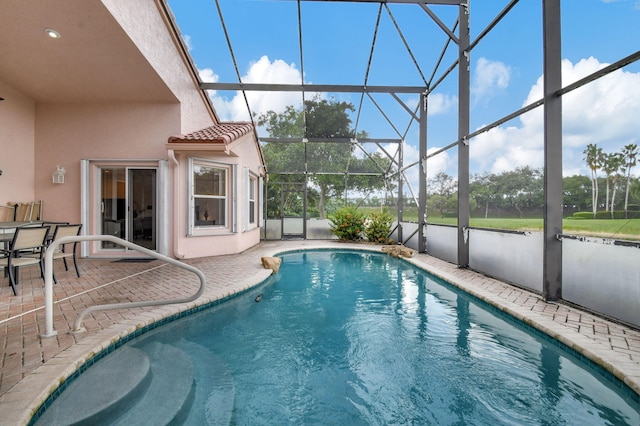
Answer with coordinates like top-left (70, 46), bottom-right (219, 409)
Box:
top-left (45, 28), bottom-right (61, 39)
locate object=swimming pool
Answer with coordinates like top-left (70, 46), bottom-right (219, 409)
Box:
top-left (36, 249), bottom-right (640, 424)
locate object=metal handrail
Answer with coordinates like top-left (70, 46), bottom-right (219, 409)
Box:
top-left (41, 235), bottom-right (206, 338)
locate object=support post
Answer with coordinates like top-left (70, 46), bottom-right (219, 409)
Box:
top-left (397, 139), bottom-right (404, 244)
top-left (418, 91), bottom-right (428, 253)
top-left (542, 0), bottom-right (563, 300)
top-left (457, 2), bottom-right (470, 268)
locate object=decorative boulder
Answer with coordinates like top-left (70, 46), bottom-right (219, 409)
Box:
top-left (261, 256), bottom-right (282, 274)
top-left (381, 245), bottom-right (414, 259)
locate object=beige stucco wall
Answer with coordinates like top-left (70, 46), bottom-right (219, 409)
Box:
top-left (0, 80), bottom-right (36, 204)
top-left (34, 102), bottom-right (181, 227)
top-left (170, 133), bottom-right (264, 258)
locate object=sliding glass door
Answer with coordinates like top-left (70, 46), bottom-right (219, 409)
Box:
top-left (100, 167), bottom-right (156, 251)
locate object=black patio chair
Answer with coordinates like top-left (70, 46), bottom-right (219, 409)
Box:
top-left (48, 224), bottom-right (82, 284)
top-left (0, 225), bottom-right (50, 295)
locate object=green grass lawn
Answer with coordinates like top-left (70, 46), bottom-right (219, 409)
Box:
top-left (356, 208), bottom-right (638, 239)
top-left (421, 217), bottom-right (640, 240)
top-left (354, 207), bottom-right (640, 239)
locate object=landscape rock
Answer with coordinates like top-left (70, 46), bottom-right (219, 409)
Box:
top-left (381, 245), bottom-right (414, 259)
top-left (261, 256), bottom-right (282, 274)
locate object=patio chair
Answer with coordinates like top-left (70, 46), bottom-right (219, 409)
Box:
top-left (42, 221), bottom-right (70, 245)
top-left (0, 225), bottom-right (50, 295)
top-left (0, 205), bottom-right (15, 222)
top-left (30, 200), bottom-right (43, 221)
top-left (9, 201), bottom-right (42, 222)
top-left (48, 224), bottom-right (82, 284)
top-left (12, 202), bottom-right (29, 221)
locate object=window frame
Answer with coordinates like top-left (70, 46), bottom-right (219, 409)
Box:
top-left (188, 158), bottom-right (236, 236)
top-left (244, 168), bottom-right (260, 231)
top-left (249, 174), bottom-right (257, 226)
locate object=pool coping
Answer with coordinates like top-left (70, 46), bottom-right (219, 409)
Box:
top-left (1, 241), bottom-right (639, 425)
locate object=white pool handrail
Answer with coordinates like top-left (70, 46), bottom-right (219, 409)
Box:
top-left (41, 234), bottom-right (206, 338)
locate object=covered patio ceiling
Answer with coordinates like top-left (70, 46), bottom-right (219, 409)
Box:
top-left (0, 0), bottom-right (176, 103)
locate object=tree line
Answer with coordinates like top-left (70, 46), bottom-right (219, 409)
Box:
top-left (259, 97), bottom-right (391, 220)
top-left (258, 99), bottom-right (639, 220)
top-left (426, 164), bottom-right (639, 219)
top-left (583, 143), bottom-right (638, 219)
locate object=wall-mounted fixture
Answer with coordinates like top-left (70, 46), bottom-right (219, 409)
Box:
top-left (45, 28), bottom-right (61, 39)
top-left (52, 165), bottom-right (66, 184)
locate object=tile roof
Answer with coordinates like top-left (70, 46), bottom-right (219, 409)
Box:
top-left (168, 122), bottom-right (254, 145)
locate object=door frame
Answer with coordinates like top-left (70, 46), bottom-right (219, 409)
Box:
top-left (80, 159), bottom-right (169, 257)
top-left (279, 181), bottom-right (307, 239)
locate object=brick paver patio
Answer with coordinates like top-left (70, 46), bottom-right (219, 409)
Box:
top-left (1, 240), bottom-right (639, 425)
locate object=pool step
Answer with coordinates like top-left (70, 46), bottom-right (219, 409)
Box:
top-left (36, 343), bottom-right (195, 425)
top-left (114, 341), bottom-right (195, 425)
top-left (35, 346), bottom-right (152, 425)
top-left (179, 339), bottom-right (236, 425)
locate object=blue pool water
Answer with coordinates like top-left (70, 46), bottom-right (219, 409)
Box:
top-left (39, 250), bottom-right (640, 424)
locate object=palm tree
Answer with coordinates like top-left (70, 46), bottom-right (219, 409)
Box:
top-left (605, 153), bottom-right (624, 218)
top-left (602, 152), bottom-right (616, 214)
top-left (622, 143), bottom-right (638, 219)
top-left (583, 144), bottom-right (604, 218)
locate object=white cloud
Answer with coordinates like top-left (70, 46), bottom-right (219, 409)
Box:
top-left (203, 55), bottom-right (306, 122)
top-left (424, 146), bottom-right (452, 179)
top-left (199, 68), bottom-right (218, 83)
top-left (203, 55), bottom-right (640, 180)
top-left (399, 143), bottom-right (452, 194)
top-left (207, 56), bottom-right (455, 130)
top-left (472, 57), bottom-right (511, 104)
top-left (471, 124), bottom-right (541, 174)
top-left (471, 57), bottom-right (640, 176)
top-left (428, 93), bottom-right (457, 116)
top-left (183, 34), bottom-right (193, 52)
top-left (404, 93), bottom-right (456, 116)
top-left (359, 142), bottom-right (451, 196)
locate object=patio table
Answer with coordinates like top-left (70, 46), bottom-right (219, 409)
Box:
top-left (0, 221), bottom-right (43, 231)
top-left (0, 221), bottom-right (44, 247)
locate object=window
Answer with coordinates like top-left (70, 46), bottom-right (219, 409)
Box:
top-left (249, 175), bottom-right (257, 225)
top-left (243, 167), bottom-right (260, 232)
top-left (190, 159), bottom-right (231, 232)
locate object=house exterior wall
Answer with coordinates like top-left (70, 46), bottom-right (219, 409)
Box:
top-left (103, 0), bottom-right (216, 134)
top-left (0, 80), bottom-right (36, 203)
top-left (170, 133), bottom-right (263, 259)
top-left (34, 102), bottom-right (181, 229)
top-left (1, 1), bottom-right (264, 259)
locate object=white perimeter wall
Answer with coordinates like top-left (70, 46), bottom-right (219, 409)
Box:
top-left (393, 222), bottom-right (639, 328)
top-left (563, 238), bottom-right (640, 327)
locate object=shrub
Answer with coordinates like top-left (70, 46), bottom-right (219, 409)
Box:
top-left (572, 211), bottom-right (640, 219)
top-left (572, 212), bottom-right (593, 219)
top-left (328, 207), bottom-right (366, 241)
top-left (364, 209), bottom-right (394, 244)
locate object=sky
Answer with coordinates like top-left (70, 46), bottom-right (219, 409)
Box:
top-left (167, 0), bottom-right (640, 185)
